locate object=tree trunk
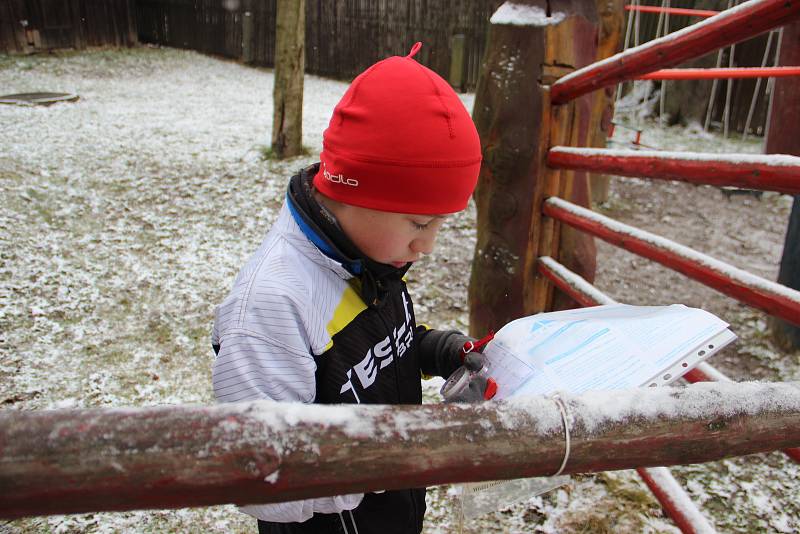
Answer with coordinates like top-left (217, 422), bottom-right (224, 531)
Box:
top-left (271, 0), bottom-right (305, 159)
top-left (766, 21), bottom-right (800, 350)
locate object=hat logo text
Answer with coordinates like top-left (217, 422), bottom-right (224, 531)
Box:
top-left (323, 165), bottom-right (359, 187)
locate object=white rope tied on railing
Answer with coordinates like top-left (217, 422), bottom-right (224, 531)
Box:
top-left (550, 393), bottom-right (572, 477)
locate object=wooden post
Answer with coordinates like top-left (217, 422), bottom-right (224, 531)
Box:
top-left (589, 0), bottom-right (626, 206)
top-left (0, 0), bottom-right (30, 53)
top-left (2, 382), bottom-right (799, 519)
top-left (271, 0), bottom-right (305, 159)
top-left (766, 22), bottom-right (800, 350)
top-left (468, 0), bottom-right (599, 336)
top-left (449, 33), bottom-right (466, 91)
top-left (242, 0), bottom-right (254, 63)
top-left (68, 0), bottom-right (86, 50)
top-left (124, 0), bottom-right (138, 46)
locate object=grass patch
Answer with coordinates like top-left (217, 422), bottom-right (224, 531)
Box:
top-left (596, 472), bottom-right (656, 509)
top-left (258, 144), bottom-right (311, 161)
top-left (562, 512), bottom-right (617, 534)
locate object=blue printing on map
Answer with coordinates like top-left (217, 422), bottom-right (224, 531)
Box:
top-left (544, 327), bottom-right (611, 365)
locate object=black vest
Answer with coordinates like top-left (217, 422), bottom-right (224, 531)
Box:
top-left (258, 168), bottom-right (427, 534)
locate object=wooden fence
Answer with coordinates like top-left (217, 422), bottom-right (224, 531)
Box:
top-left (3, 381), bottom-right (800, 518)
top-left (135, 0), bottom-right (502, 90)
top-left (0, 0), bottom-right (780, 131)
top-left (0, 0), bottom-right (137, 54)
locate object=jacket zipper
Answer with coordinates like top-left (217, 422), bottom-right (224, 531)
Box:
top-left (376, 288), bottom-right (420, 530)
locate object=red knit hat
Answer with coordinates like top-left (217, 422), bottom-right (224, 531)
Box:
top-left (313, 42), bottom-right (482, 215)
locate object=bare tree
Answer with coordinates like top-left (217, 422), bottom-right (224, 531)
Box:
top-left (271, 0), bottom-right (305, 159)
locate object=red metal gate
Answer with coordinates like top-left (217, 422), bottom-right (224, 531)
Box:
top-left (541, 0), bottom-right (800, 530)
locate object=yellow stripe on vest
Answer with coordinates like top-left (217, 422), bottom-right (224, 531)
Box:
top-left (324, 283), bottom-right (367, 351)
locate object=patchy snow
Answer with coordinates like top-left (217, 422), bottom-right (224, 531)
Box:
top-left (1, 47), bottom-right (799, 533)
top-left (639, 467), bottom-right (715, 534)
top-left (490, 2), bottom-right (566, 26)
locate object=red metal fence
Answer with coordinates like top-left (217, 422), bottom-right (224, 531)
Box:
top-left (544, 0), bottom-right (800, 530)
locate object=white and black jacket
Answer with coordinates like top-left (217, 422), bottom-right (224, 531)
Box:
top-left (212, 165), bottom-right (464, 534)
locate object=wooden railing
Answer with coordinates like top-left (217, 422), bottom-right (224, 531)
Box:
top-left (2, 383), bottom-right (800, 519)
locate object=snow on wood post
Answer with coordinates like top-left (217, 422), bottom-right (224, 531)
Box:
top-left (271, 0), bottom-right (305, 158)
top-left (547, 147), bottom-right (800, 195)
top-left (468, 0), bottom-right (599, 336)
top-left (549, 0), bottom-right (800, 105)
top-left (542, 197), bottom-right (800, 327)
top-left (3, 383), bottom-right (800, 520)
top-left (766, 20), bottom-right (800, 351)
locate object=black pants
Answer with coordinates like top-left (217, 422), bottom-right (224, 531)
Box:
top-left (255, 489), bottom-right (426, 534)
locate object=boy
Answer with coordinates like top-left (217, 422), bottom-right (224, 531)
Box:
top-left (212, 42), bottom-right (487, 534)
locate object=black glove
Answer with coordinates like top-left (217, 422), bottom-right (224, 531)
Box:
top-left (416, 329), bottom-right (474, 378)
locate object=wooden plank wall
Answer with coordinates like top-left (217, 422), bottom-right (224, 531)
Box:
top-left (0, 0), bottom-right (29, 53)
top-left (0, 0), bottom-right (137, 53)
top-left (1, 0), bottom-right (774, 133)
top-left (135, 0), bottom-right (501, 90)
top-left (136, 0), bottom-right (242, 57)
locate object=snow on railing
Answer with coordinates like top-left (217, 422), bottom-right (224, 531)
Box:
top-left (547, 147), bottom-right (800, 195)
top-left (542, 197), bottom-right (800, 327)
top-left (2, 384), bottom-right (800, 519)
top-left (538, 256), bottom-right (616, 307)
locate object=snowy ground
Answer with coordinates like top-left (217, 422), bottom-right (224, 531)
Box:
top-left (1, 47), bottom-right (797, 533)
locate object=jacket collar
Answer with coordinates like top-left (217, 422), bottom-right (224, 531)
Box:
top-left (286, 164), bottom-right (410, 308)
